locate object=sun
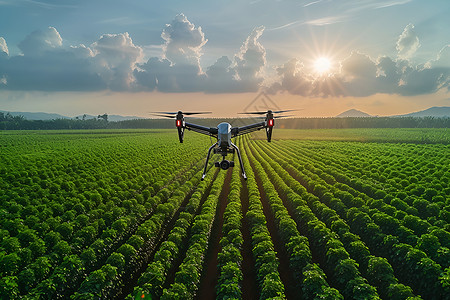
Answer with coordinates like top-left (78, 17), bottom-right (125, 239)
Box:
top-left (313, 57), bottom-right (332, 75)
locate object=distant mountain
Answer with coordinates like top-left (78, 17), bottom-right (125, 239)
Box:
top-left (336, 109), bottom-right (372, 118)
top-left (396, 106), bottom-right (450, 117)
top-left (0, 110), bottom-right (68, 120)
top-left (1, 110), bottom-right (145, 121)
top-left (109, 115), bottom-right (145, 121)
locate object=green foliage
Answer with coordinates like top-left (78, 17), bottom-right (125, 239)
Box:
top-left (1, 130), bottom-right (448, 299)
top-left (0, 275), bottom-right (19, 299)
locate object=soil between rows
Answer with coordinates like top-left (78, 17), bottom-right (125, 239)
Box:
top-left (248, 153), bottom-right (297, 299)
top-left (196, 167), bottom-right (233, 299)
top-left (240, 176), bottom-right (259, 300)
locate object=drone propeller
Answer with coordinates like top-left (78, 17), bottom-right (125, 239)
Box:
top-left (150, 114), bottom-right (176, 119)
top-left (247, 114), bottom-right (294, 120)
top-left (274, 115), bottom-right (294, 119)
top-left (152, 111), bottom-right (212, 116)
top-left (184, 112), bottom-right (212, 116)
top-left (238, 109), bottom-right (300, 115)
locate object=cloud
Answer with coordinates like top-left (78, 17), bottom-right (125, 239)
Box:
top-left (0, 27), bottom-right (105, 91)
top-left (270, 48), bottom-right (449, 97)
top-left (305, 16), bottom-right (346, 26)
top-left (134, 57), bottom-right (207, 92)
top-left (0, 37), bottom-right (9, 56)
top-left (0, 37), bottom-right (7, 83)
top-left (267, 21), bottom-right (448, 98)
top-left (374, 0), bottom-right (413, 9)
top-left (398, 66), bottom-right (448, 96)
top-left (91, 32), bottom-right (142, 90)
top-left (18, 26), bottom-right (62, 56)
top-left (234, 26), bottom-right (266, 84)
top-left (433, 45), bottom-right (450, 68)
top-left (204, 56), bottom-right (236, 93)
top-left (2, 50), bottom-right (105, 91)
top-left (269, 58), bottom-right (313, 96)
top-left (341, 51), bottom-right (377, 80)
top-left (0, 18), bottom-right (447, 97)
top-left (201, 26), bottom-right (267, 93)
top-left (0, 28), bottom-right (143, 91)
top-left (134, 16), bottom-right (267, 93)
top-left (161, 13), bottom-right (207, 67)
top-left (396, 23), bottom-right (420, 59)
top-left (134, 14), bottom-right (209, 92)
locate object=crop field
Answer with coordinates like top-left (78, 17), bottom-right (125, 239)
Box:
top-left (0, 129), bottom-right (449, 299)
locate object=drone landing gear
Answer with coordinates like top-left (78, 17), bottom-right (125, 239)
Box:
top-left (201, 142), bottom-right (247, 181)
top-left (231, 142), bottom-right (247, 180)
top-left (202, 142), bottom-right (217, 181)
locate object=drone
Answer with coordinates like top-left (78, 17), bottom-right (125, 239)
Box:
top-left (152, 110), bottom-right (295, 180)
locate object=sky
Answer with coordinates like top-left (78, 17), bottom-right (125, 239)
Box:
top-left (0, 0), bottom-right (449, 118)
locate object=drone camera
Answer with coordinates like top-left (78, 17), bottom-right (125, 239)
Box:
top-left (215, 160), bottom-right (234, 170)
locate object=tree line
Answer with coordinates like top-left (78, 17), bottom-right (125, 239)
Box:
top-left (1, 111), bottom-right (449, 130)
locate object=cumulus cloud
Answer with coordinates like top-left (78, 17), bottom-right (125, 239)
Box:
top-left (341, 51), bottom-right (377, 80)
top-left (204, 56), bottom-right (236, 93)
top-left (203, 26), bottom-right (267, 93)
top-left (91, 32), bottom-right (142, 90)
top-left (134, 57), bottom-right (207, 92)
top-left (134, 14), bottom-right (209, 92)
top-left (0, 37), bottom-right (7, 84)
top-left (18, 26), bottom-right (62, 56)
top-left (0, 27), bottom-right (105, 91)
top-left (134, 15), bottom-right (267, 93)
top-left (0, 37), bottom-right (9, 56)
top-left (396, 23), bottom-right (420, 59)
top-left (161, 13), bottom-right (207, 67)
top-left (269, 58), bottom-right (313, 96)
top-left (269, 22), bottom-right (448, 98)
top-left (270, 51), bottom-right (449, 97)
top-left (0, 18), bottom-right (447, 97)
top-left (0, 28), bottom-right (144, 91)
top-left (234, 26), bottom-right (266, 86)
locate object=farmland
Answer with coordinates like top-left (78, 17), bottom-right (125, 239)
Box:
top-left (0, 129), bottom-right (449, 299)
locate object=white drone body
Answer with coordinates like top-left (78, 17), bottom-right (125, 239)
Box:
top-left (153, 110), bottom-right (295, 180)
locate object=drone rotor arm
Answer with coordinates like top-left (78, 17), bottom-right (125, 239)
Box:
top-left (185, 122), bottom-right (218, 137)
top-left (232, 122), bottom-right (266, 137)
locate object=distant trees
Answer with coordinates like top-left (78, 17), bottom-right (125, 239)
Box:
top-left (97, 113), bottom-right (108, 122)
top-left (1, 111), bottom-right (449, 130)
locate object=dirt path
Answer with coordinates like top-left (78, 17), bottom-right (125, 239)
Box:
top-left (196, 168), bottom-right (233, 299)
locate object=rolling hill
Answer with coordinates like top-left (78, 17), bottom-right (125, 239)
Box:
top-left (336, 109), bottom-right (372, 117)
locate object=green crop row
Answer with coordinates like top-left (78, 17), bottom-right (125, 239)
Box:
top-left (216, 152), bottom-right (244, 299)
top-left (253, 139), bottom-right (422, 299)
top-left (253, 138), bottom-right (448, 299)
top-left (247, 137), bottom-right (376, 299)
top-left (245, 136), bottom-right (345, 299)
top-left (128, 167), bottom-right (217, 299)
top-left (0, 131), bottom-right (210, 299)
top-left (240, 139), bottom-right (286, 299)
top-left (70, 165), bottom-right (206, 299)
top-left (281, 140), bottom-right (449, 227)
top-left (160, 168), bottom-right (227, 299)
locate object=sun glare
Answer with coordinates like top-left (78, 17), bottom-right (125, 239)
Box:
top-left (314, 57), bottom-right (332, 75)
